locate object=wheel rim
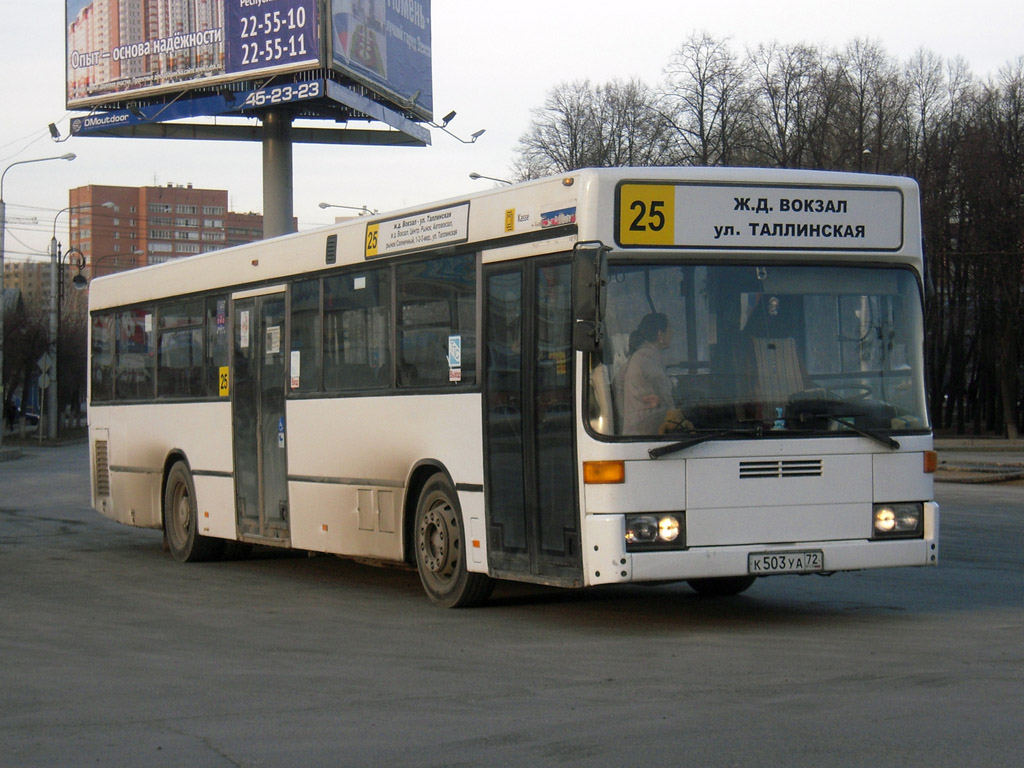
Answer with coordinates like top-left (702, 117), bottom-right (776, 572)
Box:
top-left (419, 497), bottom-right (459, 581)
top-left (168, 482), bottom-right (191, 549)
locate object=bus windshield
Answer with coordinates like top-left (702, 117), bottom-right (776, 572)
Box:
top-left (587, 263), bottom-right (929, 440)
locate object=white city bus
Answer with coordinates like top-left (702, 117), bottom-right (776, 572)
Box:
top-left (88, 167), bottom-right (938, 607)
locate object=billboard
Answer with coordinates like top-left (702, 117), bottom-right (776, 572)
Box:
top-left (66, 0), bottom-right (321, 108)
top-left (329, 0), bottom-right (432, 120)
top-left (65, 1), bottom-right (433, 122)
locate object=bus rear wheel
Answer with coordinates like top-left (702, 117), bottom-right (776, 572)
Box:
top-left (686, 576), bottom-right (757, 597)
top-left (414, 474), bottom-right (494, 608)
top-left (164, 461), bottom-right (223, 563)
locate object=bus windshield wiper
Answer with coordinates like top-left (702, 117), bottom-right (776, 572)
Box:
top-left (649, 426), bottom-right (765, 460)
top-left (793, 410), bottom-right (900, 450)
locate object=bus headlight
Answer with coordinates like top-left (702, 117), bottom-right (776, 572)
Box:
top-left (625, 513), bottom-right (686, 551)
top-left (872, 503), bottom-right (924, 539)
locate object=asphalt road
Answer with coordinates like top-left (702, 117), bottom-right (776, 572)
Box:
top-left (1, 443), bottom-right (1022, 767)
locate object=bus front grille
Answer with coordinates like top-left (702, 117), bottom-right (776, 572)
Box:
top-left (739, 459), bottom-right (823, 479)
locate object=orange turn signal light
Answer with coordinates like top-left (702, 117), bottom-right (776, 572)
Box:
top-left (583, 460), bottom-right (626, 484)
top-left (923, 450), bottom-right (938, 474)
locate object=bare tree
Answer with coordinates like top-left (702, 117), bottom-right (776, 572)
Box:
top-left (659, 31), bottom-right (749, 166)
top-left (514, 79), bottom-right (672, 178)
top-left (801, 48), bottom-right (851, 169)
top-left (509, 38), bottom-right (1024, 436)
top-left (983, 60), bottom-right (1024, 437)
top-left (831, 39), bottom-right (907, 173)
top-left (903, 48), bottom-right (947, 178)
top-left (514, 80), bottom-right (602, 179)
top-left (745, 42), bottom-right (820, 167)
top-left (2, 298), bottom-right (49, 431)
top-left (591, 79), bottom-right (677, 167)
top-left (58, 295), bottom-right (89, 427)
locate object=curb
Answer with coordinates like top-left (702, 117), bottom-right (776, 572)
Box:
top-left (934, 439), bottom-right (1024, 452)
top-left (0, 447), bottom-right (24, 462)
top-left (935, 464), bottom-right (1024, 484)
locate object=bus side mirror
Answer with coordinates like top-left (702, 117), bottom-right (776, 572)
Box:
top-left (572, 241), bottom-right (609, 352)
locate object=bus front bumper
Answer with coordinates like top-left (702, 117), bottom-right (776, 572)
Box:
top-left (585, 503), bottom-right (939, 586)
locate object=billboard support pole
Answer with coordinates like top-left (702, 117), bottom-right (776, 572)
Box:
top-left (262, 110), bottom-right (295, 239)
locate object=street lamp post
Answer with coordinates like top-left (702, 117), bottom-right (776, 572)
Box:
top-left (318, 202), bottom-right (378, 216)
top-left (90, 249), bottom-right (142, 278)
top-left (46, 243), bottom-right (88, 439)
top-left (47, 201), bottom-right (112, 439)
top-left (0, 152), bottom-right (75, 447)
top-left (469, 172), bottom-right (512, 185)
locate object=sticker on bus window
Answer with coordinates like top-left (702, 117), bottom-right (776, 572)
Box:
top-left (448, 335), bottom-right (462, 382)
top-left (240, 310), bottom-right (250, 349)
top-left (218, 366), bottom-right (229, 397)
top-left (448, 335), bottom-right (461, 368)
top-left (290, 351), bottom-right (301, 389)
top-left (553, 350), bottom-right (567, 375)
top-left (266, 325), bottom-right (281, 355)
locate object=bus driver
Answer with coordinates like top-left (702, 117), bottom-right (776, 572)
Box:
top-left (620, 313), bottom-right (690, 435)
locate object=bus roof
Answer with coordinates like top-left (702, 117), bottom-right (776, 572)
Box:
top-left (88, 167), bottom-right (921, 311)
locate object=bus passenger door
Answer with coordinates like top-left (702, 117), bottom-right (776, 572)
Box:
top-left (483, 260), bottom-right (582, 583)
top-left (231, 292), bottom-right (290, 543)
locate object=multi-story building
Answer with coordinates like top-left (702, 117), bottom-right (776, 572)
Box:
top-left (67, 184), bottom-right (274, 276)
top-left (224, 211), bottom-right (266, 249)
top-left (2, 261), bottom-right (50, 312)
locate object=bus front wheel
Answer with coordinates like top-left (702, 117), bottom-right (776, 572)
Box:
top-left (164, 461), bottom-right (222, 563)
top-left (413, 474), bottom-right (494, 608)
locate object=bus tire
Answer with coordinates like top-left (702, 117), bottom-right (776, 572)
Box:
top-left (686, 576), bottom-right (757, 597)
top-left (164, 461), bottom-right (222, 563)
top-left (414, 473), bottom-right (494, 608)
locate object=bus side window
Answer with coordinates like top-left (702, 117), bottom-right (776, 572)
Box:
top-left (205, 296), bottom-right (229, 397)
top-left (115, 308), bottom-right (155, 401)
top-left (290, 279), bottom-right (321, 393)
top-left (396, 253), bottom-right (476, 388)
top-left (90, 313), bottom-right (115, 402)
top-left (157, 299), bottom-right (204, 399)
top-left (323, 268), bottom-right (391, 391)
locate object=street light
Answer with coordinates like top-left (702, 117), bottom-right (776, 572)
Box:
top-left (429, 110), bottom-right (486, 144)
top-left (42, 244), bottom-right (88, 441)
top-left (56, 246), bottom-right (89, 296)
top-left (318, 202), bottom-right (378, 216)
top-left (47, 201), bottom-right (114, 439)
top-left (469, 172), bottom-right (512, 185)
top-left (0, 152), bottom-right (75, 448)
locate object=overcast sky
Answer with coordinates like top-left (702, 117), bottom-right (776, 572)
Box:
top-left (1, 0), bottom-right (1020, 262)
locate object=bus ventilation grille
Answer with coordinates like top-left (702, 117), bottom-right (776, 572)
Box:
top-left (94, 441), bottom-right (111, 497)
top-left (739, 459), bottom-right (822, 479)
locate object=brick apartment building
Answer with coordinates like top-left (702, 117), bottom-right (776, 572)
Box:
top-left (2, 260), bottom-right (50, 310)
top-left (67, 184), bottom-right (275, 276)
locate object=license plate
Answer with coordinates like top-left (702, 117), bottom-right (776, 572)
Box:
top-left (748, 550), bottom-right (824, 575)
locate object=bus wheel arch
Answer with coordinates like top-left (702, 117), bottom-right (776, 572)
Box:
top-left (407, 464), bottom-right (494, 608)
top-left (162, 456), bottom-right (222, 562)
top-left (403, 461), bottom-right (448, 564)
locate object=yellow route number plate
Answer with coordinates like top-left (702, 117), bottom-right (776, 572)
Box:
top-left (618, 184), bottom-right (675, 245)
top-left (365, 223), bottom-right (380, 258)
